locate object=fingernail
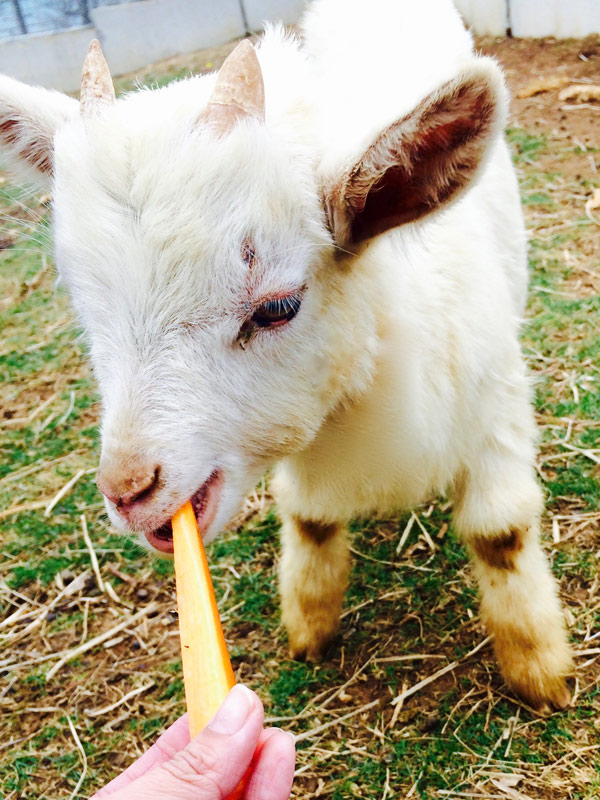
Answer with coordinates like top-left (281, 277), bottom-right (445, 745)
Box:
top-left (284, 730), bottom-right (296, 744)
top-left (207, 685), bottom-right (253, 735)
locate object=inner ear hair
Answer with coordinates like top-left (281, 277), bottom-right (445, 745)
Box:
top-left (0, 112), bottom-right (54, 175)
top-left (326, 61), bottom-right (505, 247)
top-left (0, 76), bottom-right (78, 187)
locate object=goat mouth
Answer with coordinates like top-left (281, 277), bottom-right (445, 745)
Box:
top-left (144, 470), bottom-right (223, 554)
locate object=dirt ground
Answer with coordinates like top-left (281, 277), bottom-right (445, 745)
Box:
top-left (1, 30), bottom-right (600, 800)
top-left (483, 35), bottom-right (600, 289)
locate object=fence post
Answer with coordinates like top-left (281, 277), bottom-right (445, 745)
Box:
top-left (9, 0), bottom-right (27, 36)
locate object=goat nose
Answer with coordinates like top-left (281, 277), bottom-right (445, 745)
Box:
top-left (97, 459), bottom-right (161, 508)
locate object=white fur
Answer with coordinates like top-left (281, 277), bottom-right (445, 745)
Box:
top-left (0, 0), bottom-right (572, 706)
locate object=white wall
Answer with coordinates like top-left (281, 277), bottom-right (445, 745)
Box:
top-left (0, 0), bottom-right (251, 92)
top-left (457, 0), bottom-right (600, 37)
top-left (453, 0), bottom-right (507, 36)
top-left (244, 0), bottom-right (307, 30)
top-left (0, 25), bottom-right (93, 91)
top-left (0, 0), bottom-right (599, 94)
top-left (510, 0), bottom-right (600, 38)
top-left (94, 0), bottom-right (245, 77)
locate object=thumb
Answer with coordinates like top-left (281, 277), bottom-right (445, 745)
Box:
top-left (107, 685), bottom-right (263, 800)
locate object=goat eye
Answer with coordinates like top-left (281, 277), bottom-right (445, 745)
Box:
top-left (251, 294), bottom-right (302, 328)
top-left (237, 291), bottom-right (303, 345)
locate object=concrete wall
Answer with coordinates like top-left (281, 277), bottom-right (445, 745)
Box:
top-left (510, 0), bottom-right (600, 38)
top-left (0, 25), bottom-right (93, 91)
top-left (458, 0), bottom-right (600, 37)
top-left (0, 0), bottom-right (252, 92)
top-left (0, 0), bottom-right (599, 94)
top-left (244, 0), bottom-right (307, 30)
top-left (94, 0), bottom-right (245, 77)
top-left (453, 0), bottom-right (507, 36)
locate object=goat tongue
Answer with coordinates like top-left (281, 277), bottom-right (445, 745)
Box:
top-left (144, 521), bottom-right (175, 553)
top-left (153, 522), bottom-right (174, 541)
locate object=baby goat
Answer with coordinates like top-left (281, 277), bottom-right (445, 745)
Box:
top-left (0, 0), bottom-right (571, 710)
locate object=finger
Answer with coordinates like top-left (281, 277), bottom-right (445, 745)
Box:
top-left (257, 728), bottom-right (280, 747)
top-left (92, 714), bottom-right (191, 797)
top-left (244, 729), bottom-right (296, 800)
top-left (104, 685), bottom-right (265, 800)
top-left (160, 685), bottom-right (264, 797)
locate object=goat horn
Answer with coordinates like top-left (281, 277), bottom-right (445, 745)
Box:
top-left (80, 39), bottom-right (115, 118)
top-left (202, 39), bottom-right (265, 134)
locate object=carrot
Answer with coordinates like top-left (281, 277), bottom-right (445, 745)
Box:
top-left (172, 501), bottom-right (247, 799)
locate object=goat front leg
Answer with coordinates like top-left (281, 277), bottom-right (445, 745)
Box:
top-left (279, 514), bottom-right (349, 661)
top-left (453, 466), bottom-right (573, 712)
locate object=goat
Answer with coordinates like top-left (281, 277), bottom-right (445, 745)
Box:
top-left (0, 0), bottom-right (572, 710)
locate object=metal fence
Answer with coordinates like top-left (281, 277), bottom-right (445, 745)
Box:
top-left (2, 0), bottom-right (600, 42)
top-left (0, 1), bottom-right (129, 39)
top-left (0, 0), bottom-right (305, 91)
top-left (0, 0), bottom-right (598, 93)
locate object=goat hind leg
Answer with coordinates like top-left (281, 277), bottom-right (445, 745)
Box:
top-left (453, 464), bottom-right (572, 711)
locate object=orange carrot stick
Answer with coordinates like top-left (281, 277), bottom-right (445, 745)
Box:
top-left (172, 501), bottom-right (247, 799)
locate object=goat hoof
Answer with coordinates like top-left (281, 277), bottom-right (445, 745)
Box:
top-left (288, 629), bottom-right (334, 663)
top-left (492, 623), bottom-right (573, 712)
top-left (289, 641), bottom-right (328, 663)
top-left (289, 645), bottom-right (307, 662)
top-left (503, 662), bottom-right (573, 712)
top-left (539, 680), bottom-right (572, 712)
top-left (526, 680), bottom-right (571, 714)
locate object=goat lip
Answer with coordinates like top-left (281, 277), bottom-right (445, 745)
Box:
top-left (143, 470), bottom-right (223, 554)
top-left (145, 523), bottom-right (175, 554)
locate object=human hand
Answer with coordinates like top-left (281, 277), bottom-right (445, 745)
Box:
top-left (92, 684), bottom-right (295, 800)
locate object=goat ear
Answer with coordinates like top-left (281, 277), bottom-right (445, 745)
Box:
top-left (0, 75), bottom-right (78, 188)
top-left (325, 59), bottom-right (506, 248)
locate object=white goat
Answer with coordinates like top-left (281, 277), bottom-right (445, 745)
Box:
top-left (0, 0), bottom-right (572, 710)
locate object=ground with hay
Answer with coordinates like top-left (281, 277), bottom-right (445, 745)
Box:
top-left (0, 33), bottom-right (599, 800)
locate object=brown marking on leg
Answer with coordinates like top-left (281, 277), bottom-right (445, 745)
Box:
top-left (471, 526), bottom-right (525, 570)
top-left (294, 516), bottom-right (339, 545)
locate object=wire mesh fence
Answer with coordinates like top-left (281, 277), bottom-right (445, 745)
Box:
top-left (0, 0), bottom-right (127, 39)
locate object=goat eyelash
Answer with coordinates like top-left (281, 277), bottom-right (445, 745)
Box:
top-left (237, 288), bottom-right (304, 346)
top-left (251, 293), bottom-right (302, 327)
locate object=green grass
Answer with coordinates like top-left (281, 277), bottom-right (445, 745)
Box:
top-left (0, 60), bottom-right (599, 800)
top-left (507, 127), bottom-right (548, 163)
